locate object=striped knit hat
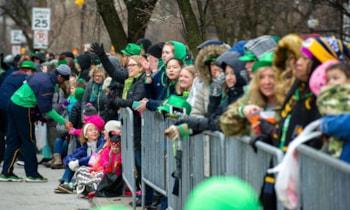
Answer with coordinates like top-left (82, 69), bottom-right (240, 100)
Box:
top-left (301, 36), bottom-right (350, 63)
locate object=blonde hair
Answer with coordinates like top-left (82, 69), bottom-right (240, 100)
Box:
top-left (79, 123), bottom-right (97, 144)
top-left (128, 55), bottom-right (145, 67)
top-left (176, 65), bottom-right (196, 95)
top-left (273, 34), bottom-right (303, 94)
top-left (247, 67), bottom-right (284, 108)
top-left (89, 65), bottom-right (106, 81)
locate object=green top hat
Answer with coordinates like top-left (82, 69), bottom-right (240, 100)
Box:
top-left (239, 51), bottom-right (257, 62)
top-left (252, 52), bottom-right (274, 73)
top-left (121, 43), bottom-right (142, 56)
top-left (20, 60), bottom-right (36, 71)
top-left (158, 95), bottom-right (192, 115)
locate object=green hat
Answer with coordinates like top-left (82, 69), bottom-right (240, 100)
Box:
top-left (252, 52), bottom-right (274, 73)
top-left (121, 43), bottom-right (142, 56)
top-left (204, 55), bottom-right (219, 65)
top-left (20, 60), bottom-right (36, 71)
top-left (57, 59), bottom-right (68, 66)
top-left (239, 51), bottom-right (257, 62)
top-left (74, 87), bottom-right (85, 101)
top-left (158, 95), bottom-right (192, 115)
top-left (169, 40), bottom-right (193, 65)
top-left (185, 176), bottom-right (260, 210)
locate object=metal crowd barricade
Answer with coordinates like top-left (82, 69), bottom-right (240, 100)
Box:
top-left (120, 108), bottom-right (137, 210)
top-left (225, 137), bottom-right (283, 190)
top-left (207, 131), bottom-right (226, 176)
top-left (141, 111), bottom-right (168, 197)
top-left (225, 136), bottom-right (284, 210)
top-left (298, 144), bottom-right (350, 210)
top-left (166, 135), bottom-right (182, 210)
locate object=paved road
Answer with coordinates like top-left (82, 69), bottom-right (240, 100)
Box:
top-left (0, 162), bottom-right (134, 210)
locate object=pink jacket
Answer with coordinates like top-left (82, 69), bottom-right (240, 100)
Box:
top-left (91, 145), bottom-right (122, 176)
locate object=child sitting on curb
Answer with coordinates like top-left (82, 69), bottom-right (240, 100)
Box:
top-left (54, 123), bottom-right (104, 194)
top-left (75, 120), bottom-right (123, 196)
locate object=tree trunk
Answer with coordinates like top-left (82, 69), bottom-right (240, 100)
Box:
top-left (125, 0), bottom-right (158, 42)
top-left (176, 0), bottom-right (203, 56)
top-left (95, 0), bottom-right (128, 51)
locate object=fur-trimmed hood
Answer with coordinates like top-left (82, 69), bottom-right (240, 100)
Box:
top-left (195, 44), bottom-right (229, 85)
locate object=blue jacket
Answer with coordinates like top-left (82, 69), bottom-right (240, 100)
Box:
top-left (320, 114), bottom-right (350, 163)
top-left (27, 72), bottom-right (57, 113)
top-left (0, 65), bottom-right (17, 86)
top-left (63, 136), bottom-right (105, 166)
top-left (0, 71), bottom-right (28, 110)
top-left (146, 66), bottom-right (166, 100)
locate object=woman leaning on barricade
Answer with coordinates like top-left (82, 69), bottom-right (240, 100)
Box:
top-left (219, 52), bottom-right (285, 145)
top-left (164, 52), bottom-right (248, 140)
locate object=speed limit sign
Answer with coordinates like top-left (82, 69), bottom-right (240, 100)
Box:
top-left (32, 8), bottom-right (51, 31)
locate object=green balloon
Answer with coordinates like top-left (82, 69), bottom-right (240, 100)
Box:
top-left (90, 204), bottom-right (130, 210)
top-left (185, 176), bottom-right (261, 210)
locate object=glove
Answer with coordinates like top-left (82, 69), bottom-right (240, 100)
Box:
top-left (249, 135), bottom-right (272, 153)
top-left (90, 42), bottom-right (105, 57)
top-left (209, 72), bottom-right (225, 96)
top-left (259, 119), bottom-right (276, 136)
top-left (68, 160), bottom-right (79, 171)
top-left (165, 125), bottom-right (180, 140)
top-left (164, 124), bottom-right (190, 140)
top-left (132, 101), bottom-right (141, 110)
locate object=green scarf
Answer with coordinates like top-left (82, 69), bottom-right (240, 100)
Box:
top-left (122, 73), bottom-right (142, 99)
top-left (89, 82), bottom-right (102, 103)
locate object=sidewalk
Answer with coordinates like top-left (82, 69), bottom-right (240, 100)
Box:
top-left (0, 162), bottom-right (138, 210)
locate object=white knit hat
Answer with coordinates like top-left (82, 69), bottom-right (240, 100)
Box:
top-left (104, 120), bottom-right (121, 133)
top-left (83, 123), bottom-right (95, 138)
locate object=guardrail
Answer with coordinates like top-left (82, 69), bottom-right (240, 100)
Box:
top-left (119, 110), bottom-right (350, 210)
top-left (119, 108), bottom-right (137, 210)
top-left (298, 144), bottom-right (350, 210)
top-left (141, 111), bottom-right (168, 196)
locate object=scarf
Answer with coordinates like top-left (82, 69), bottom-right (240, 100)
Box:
top-left (122, 73), bottom-right (142, 99)
top-left (87, 140), bottom-right (97, 156)
top-left (89, 82), bottom-right (102, 103)
top-left (122, 77), bottom-right (134, 99)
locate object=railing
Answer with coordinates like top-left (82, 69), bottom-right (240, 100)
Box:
top-left (141, 111), bottom-right (168, 196)
top-left (120, 110), bottom-right (350, 210)
top-left (298, 144), bottom-right (350, 210)
top-left (119, 108), bottom-right (137, 210)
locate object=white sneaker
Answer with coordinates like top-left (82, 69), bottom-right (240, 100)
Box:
top-left (16, 160), bottom-right (24, 166)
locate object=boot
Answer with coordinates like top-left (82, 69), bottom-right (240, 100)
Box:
top-left (51, 153), bottom-right (64, 169)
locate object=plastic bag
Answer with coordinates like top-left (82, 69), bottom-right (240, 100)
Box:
top-left (268, 120), bottom-right (322, 209)
top-left (35, 122), bottom-right (47, 151)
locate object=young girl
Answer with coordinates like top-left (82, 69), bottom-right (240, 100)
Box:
top-left (176, 65), bottom-right (196, 97)
top-left (143, 58), bottom-right (184, 111)
top-left (308, 61), bottom-right (350, 163)
top-left (54, 123), bottom-right (104, 194)
top-left (75, 120), bottom-right (122, 196)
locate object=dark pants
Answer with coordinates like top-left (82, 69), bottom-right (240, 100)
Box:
top-left (0, 109), bottom-right (6, 164)
top-left (2, 102), bottom-right (38, 177)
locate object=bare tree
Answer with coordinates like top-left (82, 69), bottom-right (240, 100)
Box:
top-left (0, 0), bottom-right (35, 50)
top-left (95, 0), bottom-right (158, 51)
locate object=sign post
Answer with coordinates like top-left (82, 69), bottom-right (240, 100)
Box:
top-left (10, 30), bottom-right (24, 44)
top-left (32, 7), bottom-right (51, 49)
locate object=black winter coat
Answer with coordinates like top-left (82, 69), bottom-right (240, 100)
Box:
top-left (98, 52), bottom-right (146, 150)
top-left (70, 101), bottom-right (82, 129)
top-left (176, 87), bottom-right (244, 134)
